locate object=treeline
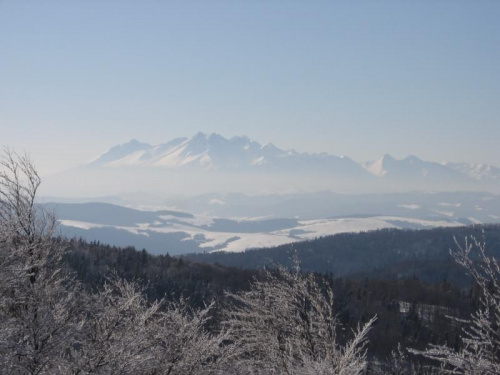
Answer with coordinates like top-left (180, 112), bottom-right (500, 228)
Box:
top-left (65, 239), bottom-right (256, 305)
top-left (186, 224), bottom-right (500, 286)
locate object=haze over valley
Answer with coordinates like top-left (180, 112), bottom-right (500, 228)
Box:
top-left (33, 132), bottom-right (499, 254)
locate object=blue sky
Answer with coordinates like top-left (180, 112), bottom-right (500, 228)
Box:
top-left (1, 0), bottom-right (499, 175)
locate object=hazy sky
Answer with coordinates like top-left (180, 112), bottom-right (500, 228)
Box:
top-left (1, 0), bottom-right (499, 175)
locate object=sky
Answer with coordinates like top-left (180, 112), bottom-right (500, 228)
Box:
top-left (1, 0), bottom-right (499, 175)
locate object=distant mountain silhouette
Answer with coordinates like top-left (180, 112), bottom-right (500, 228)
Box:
top-left (82, 133), bottom-right (500, 191)
top-left (44, 133), bottom-right (500, 197)
top-left (86, 132), bottom-right (368, 177)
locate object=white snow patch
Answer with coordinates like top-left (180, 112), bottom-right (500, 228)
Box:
top-left (291, 218), bottom-right (394, 238)
top-left (398, 204), bottom-right (420, 210)
top-left (229, 216), bottom-right (274, 222)
top-left (152, 143), bottom-right (215, 168)
top-left (105, 150), bottom-right (147, 167)
top-left (251, 156), bottom-right (266, 166)
top-left (183, 214), bottom-right (216, 227)
top-left (59, 220), bottom-right (105, 230)
top-left (151, 143), bottom-right (187, 167)
top-left (205, 233), bottom-right (294, 253)
top-left (432, 210), bottom-right (455, 218)
top-left (365, 158), bottom-right (388, 177)
top-left (117, 227), bottom-right (150, 237)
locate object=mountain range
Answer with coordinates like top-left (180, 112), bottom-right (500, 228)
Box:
top-left (43, 133), bottom-right (500, 197)
top-left (87, 132), bottom-right (366, 176)
top-left (87, 132), bottom-right (499, 185)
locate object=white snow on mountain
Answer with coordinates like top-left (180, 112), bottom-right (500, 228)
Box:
top-left (88, 139), bottom-right (152, 166)
top-left (363, 154), bottom-right (466, 181)
top-left (364, 155), bottom-right (390, 176)
top-left (79, 133), bottom-right (500, 194)
top-left (86, 133), bottom-right (368, 175)
top-left (444, 162), bottom-right (500, 181)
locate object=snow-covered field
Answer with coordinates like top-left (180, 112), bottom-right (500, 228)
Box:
top-left (59, 214), bottom-right (464, 254)
top-left (50, 192), bottom-right (500, 255)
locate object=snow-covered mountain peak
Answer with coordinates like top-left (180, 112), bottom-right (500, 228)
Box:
top-left (86, 133), bottom-right (364, 175)
top-left (83, 134), bottom-right (500, 192)
top-left (192, 131), bottom-right (208, 140)
top-left (444, 162), bottom-right (500, 181)
top-left (261, 143), bottom-right (281, 153)
top-left (364, 154), bottom-right (467, 182)
top-left (88, 139), bottom-right (152, 167)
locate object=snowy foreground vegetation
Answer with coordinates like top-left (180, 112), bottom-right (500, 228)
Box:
top-left (1, 152), bottom-right (500, 374)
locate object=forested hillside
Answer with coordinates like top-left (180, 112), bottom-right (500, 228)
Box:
top-left (64, 238), bottom-right (476, 359)
top-left (62, 224), bottom-right (500, 361)
top-left (187, 224), bottom-right (500, 286)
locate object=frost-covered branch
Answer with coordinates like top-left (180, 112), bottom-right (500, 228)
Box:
top-left (410, 233), bottom-right (500, 374)
top-left (225, 258), bottom-right (376, 374)
top-left (0, 150), bottom-right (81, 375)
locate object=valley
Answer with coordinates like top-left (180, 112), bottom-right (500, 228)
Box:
top-left (47, 190), bottom-right (500, 255)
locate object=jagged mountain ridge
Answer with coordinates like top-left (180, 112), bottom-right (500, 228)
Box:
top-left (88, 132), bottom-right (365, 176)
top-left (363, 154), bottom-right (469, 183)
top-left (87, 133), bottom-right (500, 185)
top-left (443, 161), bottom-right (500, 181)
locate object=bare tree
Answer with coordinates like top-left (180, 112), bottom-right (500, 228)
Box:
top-left (0, 150), bottom-right (234, 375)
top-left (0, 150), bottom-right (81, 374)
top-left (225, 260), bottom-right (376, 375)
top-left (411, 234), bottom-right (500, 374)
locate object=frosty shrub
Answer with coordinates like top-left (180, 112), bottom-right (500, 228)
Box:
top-left (69, 277), bottom-right (232, 375)
top-left (225, 259), bottom-right (376, 375)
top-left (151, 298), bottom-right (235, 375)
